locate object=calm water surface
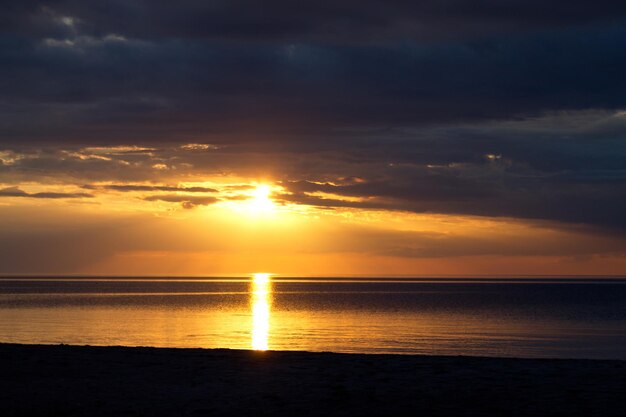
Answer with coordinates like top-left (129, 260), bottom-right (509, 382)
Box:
top-left (1, 276), bottom-right (625, 359)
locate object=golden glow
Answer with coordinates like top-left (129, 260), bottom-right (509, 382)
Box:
top-left (304, 191), bottom-right (366, 203)
top-left (7, 177), bottom-right (626, 277)
top-left (251, 273), bottom-right (272, 350)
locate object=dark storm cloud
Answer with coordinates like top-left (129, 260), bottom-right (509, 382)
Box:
top-left (279, 170), bottom-right (626, 230)
top-left (4, 1), bottom-right (626, 42)
top-left (274, 113), bottom-right (626, 229)
top-left (0, 186), bottom-right (92, 199)
top-left (3, 22), bottom-right (626, 142)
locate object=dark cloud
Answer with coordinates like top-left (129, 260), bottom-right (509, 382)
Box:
top-left (275, 192), bottom-right (386, 211)
top-left (2, 109), bottom-right (626, 230)
top-left (3, 23), bottom-right (626, 143)
top-left (279, 174), bottom-right (626, 230)
top-left (0, 186), bottom-right (93, 199)
top-left (2, 1), bottom-right (626, 235)
top-left (5, 1), bottom-right (626, 43)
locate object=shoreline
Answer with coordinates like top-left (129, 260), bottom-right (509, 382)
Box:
top-left (1, 343), bottom-right (625, 416)
top-left (3, 341), bottom-right (626, 361)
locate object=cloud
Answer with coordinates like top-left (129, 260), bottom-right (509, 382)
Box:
top-left (0, 186), bottom-right (93, 199)
top-left (5, 1), bottom-right (626, 43)
top-left (1, 109), bottom-right (626, 230)
top-left (4, 22), bottom-right (626, 143)
top-left (2, 3), bottom-right (626, 233)
top-left (142, 194), bottom-right (219, 209)
top-left (83, 184), bottom-right (218, 193)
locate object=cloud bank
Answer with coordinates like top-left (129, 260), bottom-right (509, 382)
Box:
top-left (2, 2), bottom-right (626, 274)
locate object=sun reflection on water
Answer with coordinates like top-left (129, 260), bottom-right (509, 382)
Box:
top-left (251, 273), bottom-right (271, 350)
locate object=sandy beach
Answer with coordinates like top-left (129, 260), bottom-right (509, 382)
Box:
top-left (1, 343), bottom-right (624, 416)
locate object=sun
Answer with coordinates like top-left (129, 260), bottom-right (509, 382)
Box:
top-left (252, 272), bottom-right (271, 284)
top-left (247, 184), bottom-right (275, 213)
top-left (219, 182), bottom-right (280, 216)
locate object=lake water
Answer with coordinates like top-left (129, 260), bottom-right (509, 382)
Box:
top-left (1, 276), bottom-right (625, 359)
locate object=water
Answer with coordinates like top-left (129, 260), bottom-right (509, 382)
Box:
top-left (1, 276), bottom-right (625, 359)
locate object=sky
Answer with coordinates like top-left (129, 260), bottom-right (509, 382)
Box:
top-left (2, 1), bottom-right (626, 276)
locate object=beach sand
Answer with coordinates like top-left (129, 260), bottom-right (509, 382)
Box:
top-left (1, 343), bottom-right (624, 416)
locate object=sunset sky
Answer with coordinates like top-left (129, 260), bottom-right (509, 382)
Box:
top-left (2, 1), bottom-right (626, 276)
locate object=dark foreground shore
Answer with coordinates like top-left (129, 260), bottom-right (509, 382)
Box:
top-left (1, 344), bottom-right (625, 417)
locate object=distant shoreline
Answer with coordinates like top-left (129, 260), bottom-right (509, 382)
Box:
top-left (3, 275), bottom-right (626, 282)
top-left (1, 343), bottom-right (624, 416)
top-left (3, 272), bottom-right (626, 279)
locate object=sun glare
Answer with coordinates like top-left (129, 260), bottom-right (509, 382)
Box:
top-left (253, 272), bottom-right (271, 284)
top-left (248, 184), bottom-right (275, 213)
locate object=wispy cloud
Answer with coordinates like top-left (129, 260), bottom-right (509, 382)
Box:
top-left (83, 184), bottom-right (218, 193)
top-left (143, 194), bottom-right (219, 209)
top-left (0, 186), bottom-right (93, 199)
